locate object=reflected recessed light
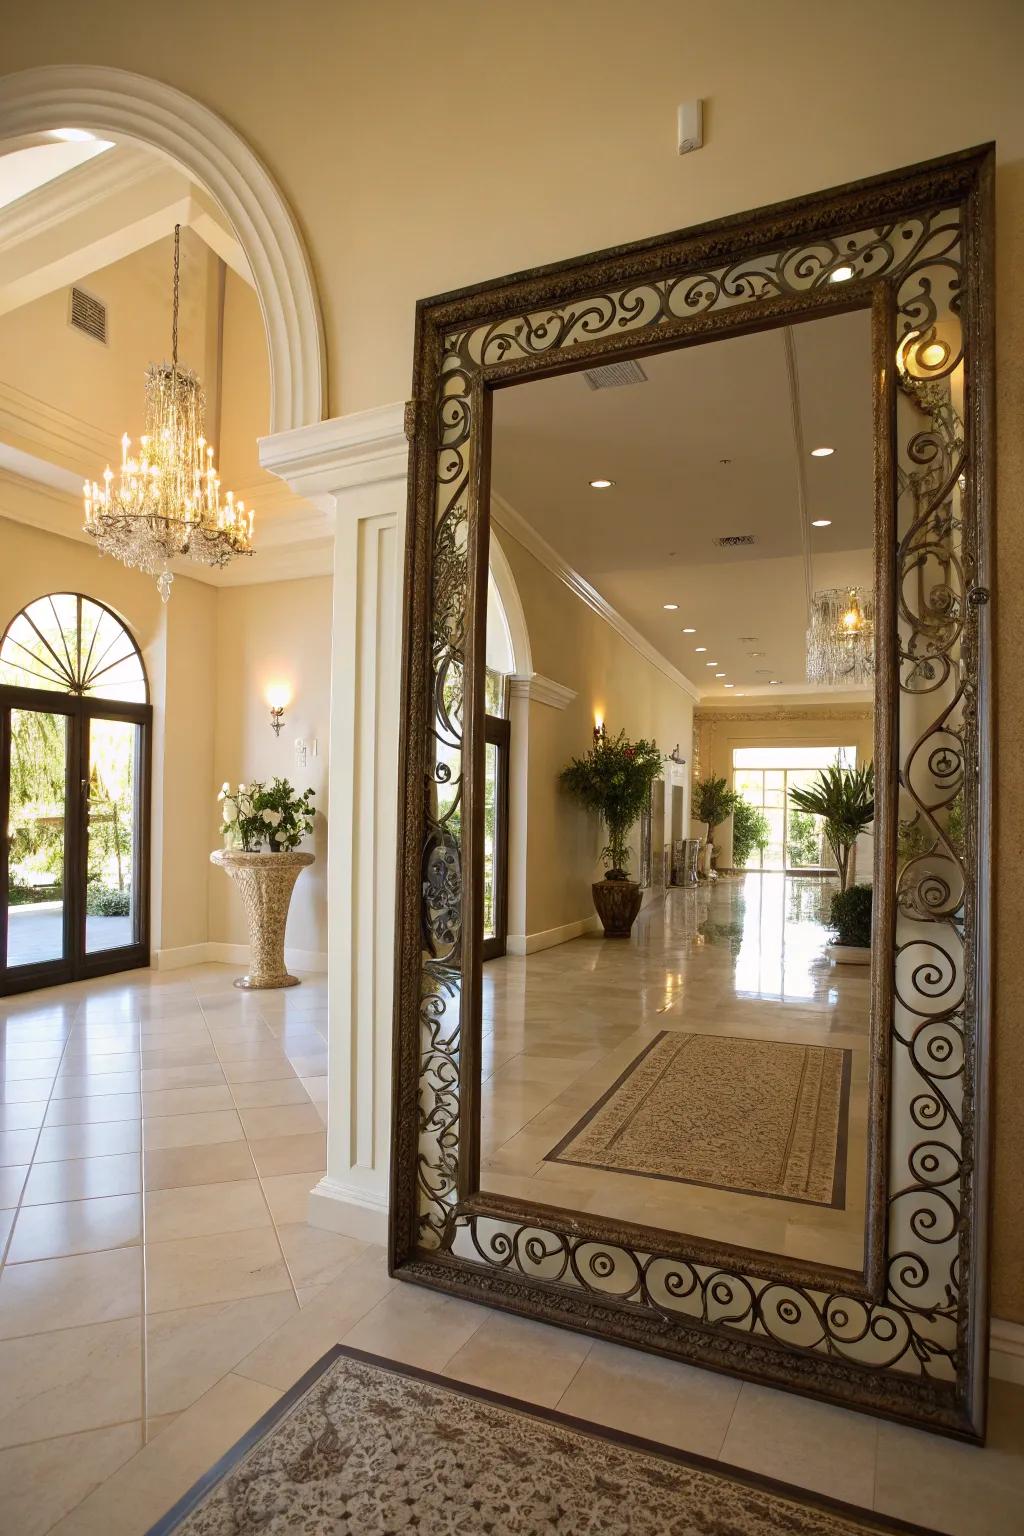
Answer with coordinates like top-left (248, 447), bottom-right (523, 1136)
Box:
top-left (810, 447), bottom-right (834, 458)
top-left (49, 128), bottom-right (97, 142)
top-left (811, 518), bottom-right (832, 527)
top-left (829, 265), bottom-right (855, 283)
top-left (589, 478), bottom-right (614, 489)
top-left (695, 646), bottom-right (707, 653)
top-left (682, 626), bottom-right (696, 634)
top-left (662, 603), bottom-right (678, 611)
top-left (715, 672), bottom-right (725, 678)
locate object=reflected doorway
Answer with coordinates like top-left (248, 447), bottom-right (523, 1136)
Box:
top-left (0, 594), bottom-right (151, 994)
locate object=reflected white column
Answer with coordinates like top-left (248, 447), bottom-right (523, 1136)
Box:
top-left (260, 403), bottom-right (407, 1241)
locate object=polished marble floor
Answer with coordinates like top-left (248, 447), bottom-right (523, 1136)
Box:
top-left (480, 874), bottom-right (868, 1271)
top-left (0, 961), bottom-right (1021, 1534)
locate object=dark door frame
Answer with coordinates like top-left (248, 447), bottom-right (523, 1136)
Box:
top-left (482, 713), bottom-right (510, 962)
top-left (0, 682), bottom-right (152, 996)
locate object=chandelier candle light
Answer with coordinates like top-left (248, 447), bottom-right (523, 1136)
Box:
top-left (806, 586), bottom-right (875, 687)
top-left (83, 225), bottom-right (254, 601)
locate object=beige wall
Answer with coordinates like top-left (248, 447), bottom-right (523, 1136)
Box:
top-left (4, 0), bottom-right (1023, 1317)
top-left (498, 525), bottom-right (694, 937)
top-left (210, 577), bottom-right (331, 956)
top-left (695, 708), bottom-right (875, 784)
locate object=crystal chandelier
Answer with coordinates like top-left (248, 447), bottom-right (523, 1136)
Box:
top-left (83, 225), bottom-right (254, 601)
top-left (806, 586), bottom-right (875, 687)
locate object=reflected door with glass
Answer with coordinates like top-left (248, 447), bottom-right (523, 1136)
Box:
top-left (0, 594), bottom-right (151, 994)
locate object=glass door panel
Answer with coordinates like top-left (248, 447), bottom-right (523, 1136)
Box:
top-left (6, 709), bottom-right (68, 968)
top-left (85, 717), bottom-right (139, 953)
top-left (483, 740), bottom-right (498, 942)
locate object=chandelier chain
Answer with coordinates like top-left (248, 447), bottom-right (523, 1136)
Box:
top-left (171, 223), bottom-right (180, 373)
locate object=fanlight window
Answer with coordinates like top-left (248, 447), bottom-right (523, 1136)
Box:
top-left (0, 594), bottom-right (147, 703)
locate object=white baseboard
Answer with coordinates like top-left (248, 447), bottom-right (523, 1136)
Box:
top-left (506, 913), bottom-right (603, 955)
top-left (152, 941), bottom-right (328, 973)
top-left (151, 943), bottom-right (214, 972)
top-left (991, 1317), bottom-right (1024, 1384)
top-left (308, 1176), bottom-right (389, 1242)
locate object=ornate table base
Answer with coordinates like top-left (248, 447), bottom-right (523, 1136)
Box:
top-left (210, 849), bottom-right (315, 989)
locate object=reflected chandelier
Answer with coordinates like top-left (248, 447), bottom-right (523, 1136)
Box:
top-left (806, 586), bottom-right (875, 687)
top-left (83, 225), bottom-right (254, 601)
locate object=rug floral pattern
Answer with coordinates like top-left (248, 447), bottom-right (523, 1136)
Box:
top-left (161, 1351), bottom-right (929, 1536)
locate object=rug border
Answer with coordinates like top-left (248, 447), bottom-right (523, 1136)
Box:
top-left (145, 1343), bottom-right (945, 1536)
top-left (542, 1029), bottom-right (855, 1210)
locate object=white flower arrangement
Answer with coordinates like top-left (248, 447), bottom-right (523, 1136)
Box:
top-left (218, 778), bottom-right (315, 851)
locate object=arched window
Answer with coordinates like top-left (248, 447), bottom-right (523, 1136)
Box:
top-left (0, 593), bottom-right (147, 703)
top-left (1, 594), bottom-right (151, 994)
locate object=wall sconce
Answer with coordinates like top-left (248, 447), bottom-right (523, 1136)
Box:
top-left (265, 683), bottom-right (292, 736)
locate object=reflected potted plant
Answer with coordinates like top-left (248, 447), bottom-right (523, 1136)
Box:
top-left (788, 761), bottom-right (874, 893)
top-left (692, 775), bottom-right (740, 876)
top-left (828, 882), bottom-right (873, 965)
top-left (560, 729), bottom-right (662, 936)
top-left (211, 777), bottom-right (316, 989)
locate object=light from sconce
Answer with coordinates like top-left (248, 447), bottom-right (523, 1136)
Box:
top-left (593, 713), bottom-right (606, 744)
top-left (265, 683), bottom-right (292, 736)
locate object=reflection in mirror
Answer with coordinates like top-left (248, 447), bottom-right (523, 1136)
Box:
top-left (479, 310), bottom-right (878, 1274)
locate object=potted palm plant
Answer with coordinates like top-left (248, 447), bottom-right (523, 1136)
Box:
top-left (788, 761), bottom-right (875, 965)
top-left (692, 775), bottom-right (740, 875)
top-left (787, 761), bottom-right (874, 893)
top-left (560, 729), bottom-right (662, 936)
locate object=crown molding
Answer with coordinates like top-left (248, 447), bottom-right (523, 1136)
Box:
top-left (509, 672), bottom-right (577, 709)
top-left (0, 143), bottom-right (156, 247)
top-left (259, 402), bottom-right (408, 501)
top-left (491, 490), bottom-right (699, 704)
top-left (694, 705), bottom-right (873, 724)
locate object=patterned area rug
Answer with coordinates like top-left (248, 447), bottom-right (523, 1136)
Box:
top-left (149, 1347), bottom-right (941, 1536)
top-left (546, 1031), bottom-right (851, 1206)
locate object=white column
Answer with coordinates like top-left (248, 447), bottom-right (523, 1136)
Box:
top-left (260, 403), bottom-right (407, 1241)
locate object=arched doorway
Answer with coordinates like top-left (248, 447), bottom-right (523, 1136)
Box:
top-left (0, 592), bottom-right (151, 993)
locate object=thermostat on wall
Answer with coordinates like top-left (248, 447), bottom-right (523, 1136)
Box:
top-left (677, 99), bottom-right (704, 155)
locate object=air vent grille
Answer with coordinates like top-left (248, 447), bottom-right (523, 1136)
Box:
top-left (583, 359), bottom-right (648, 390)
top-left (713, 533), bottom-right (756, 547)
top-left (70, 287), bottom-right (107, 344)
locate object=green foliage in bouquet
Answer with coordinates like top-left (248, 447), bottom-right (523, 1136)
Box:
top-left (218, 778), bottom-right (315, 851)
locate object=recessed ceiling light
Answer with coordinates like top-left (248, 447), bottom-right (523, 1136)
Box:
top-left (706, 661), bottom-right (717, 668)
top-left (49, 128), bottom-right (96, 142)
top-left (662, 603), bottom-right (678, 611)
top-left (589, 478), bottom-right (614, 489)
top-left (829, 265), bottom-right (855, 283)
top-left (810, 447), bottom-right (834, 458)
top-left (715, 672), bottom-right (725, 678)
top-left (811, 518), bottom-right (832, 527)
top-left (695, 646), bottom-right (707, 653)
top-left (724, 683), bottom-right (735, 688)
top-left (682, 627), bottom-right (696, 634)
top-left (749, 651), bottom-right (765, 658)
top-left (768, 679), bottom-right (782, 686)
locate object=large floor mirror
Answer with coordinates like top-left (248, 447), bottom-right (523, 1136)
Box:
top-left (390, 148), bottom-right (993, 1440)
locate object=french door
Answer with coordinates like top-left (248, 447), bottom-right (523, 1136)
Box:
top-left (0, 685), bottom-right (151, 995)
top-left (482, 713), bottom-right (510, 961)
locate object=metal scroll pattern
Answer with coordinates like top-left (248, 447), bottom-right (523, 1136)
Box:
top-left (417, 208), bottom-right (974, 1379)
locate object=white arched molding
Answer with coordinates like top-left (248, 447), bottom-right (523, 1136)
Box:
top-left (0, 65), bottom-right (325, 433)
top-left (488, 525), bottom-right (532, 677)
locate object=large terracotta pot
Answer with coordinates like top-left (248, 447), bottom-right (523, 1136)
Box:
top-left (211, 848), bottom-right (314, 989)
top-left (591, 878), bottom-right (642, 938)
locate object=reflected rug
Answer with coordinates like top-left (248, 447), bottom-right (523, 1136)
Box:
top-left (148, 1346), bottom-right (941, 1536)
top-left (546, 1031), bottom-right (851, 1206)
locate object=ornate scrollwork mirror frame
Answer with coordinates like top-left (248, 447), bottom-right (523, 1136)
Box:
top-left (390, 146), bottom-right (994, 1441)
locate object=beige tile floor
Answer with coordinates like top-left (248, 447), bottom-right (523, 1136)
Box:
top-left (0, 959), bottom-right (1021, 1533)
top-left (480, 873), bottom-right (869, 1271)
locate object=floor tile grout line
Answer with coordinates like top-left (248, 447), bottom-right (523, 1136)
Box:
top-left (0, 1008), bottom-right (80, 1269)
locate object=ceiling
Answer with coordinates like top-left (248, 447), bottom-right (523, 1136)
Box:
top-left (490, 309), bottom-right (874, 701)
top-left (0, 135), bottom-right (327, 587)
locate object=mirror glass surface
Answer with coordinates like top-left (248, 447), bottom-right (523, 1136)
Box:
top-left (479, 309), bottom-right (876, 1273)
